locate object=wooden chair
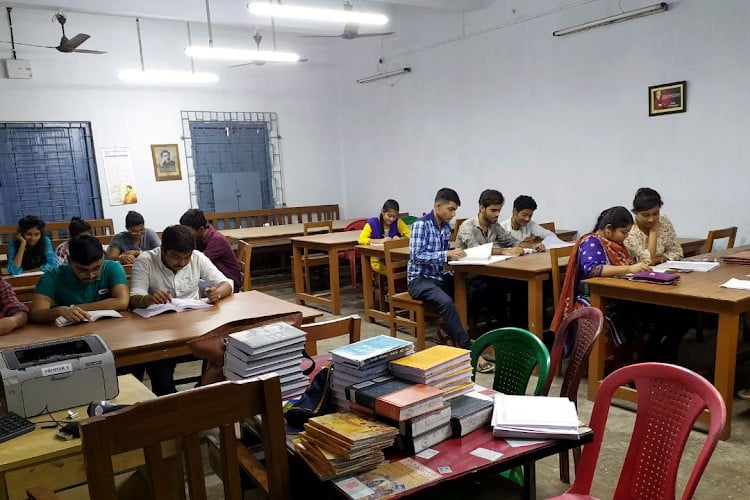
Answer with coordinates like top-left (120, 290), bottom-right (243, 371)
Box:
top-left (539, 221), bottom-right (556, 233)
top-left (300, 220), bottom-right (333, 293)
top-left (704, 226), bottom-right (737, 253)
top-left (549, 245), bottom-right (574, 307)
top-left (235, 239), bottom-right (253, 291)
top-left (384, 239), bottom-right (428, 350)
top-left (28, 376), bottom-right (291, 500)
top-left (450, 218), bottom-right (466, 242)
top-left (301, 314), bottom-right (362, 356)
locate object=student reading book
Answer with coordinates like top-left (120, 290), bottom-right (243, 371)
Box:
top-left (55, 309), bottom-right (123, 327)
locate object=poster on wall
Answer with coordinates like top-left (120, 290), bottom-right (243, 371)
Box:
top-left (102, 148), bottom-right (139, 206)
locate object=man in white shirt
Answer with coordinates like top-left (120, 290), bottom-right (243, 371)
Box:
top-left (127, 224), bottom-right (233, 395)
top-left (500, 195), bottom-right (552, 251)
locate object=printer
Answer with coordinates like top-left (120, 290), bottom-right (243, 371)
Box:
top-left (0, 334), bottom-right (119, 417)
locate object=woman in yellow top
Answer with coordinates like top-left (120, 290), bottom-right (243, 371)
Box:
top-left (623, 187), bottom-right (683, 265)
top-left (358, 199), bottom-right (411, 274)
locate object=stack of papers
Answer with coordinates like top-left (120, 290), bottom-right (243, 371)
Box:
top-left (450, 243), bottom-right (513, 265)
top-left (720, 278), bottom-right (750, 290)
top-left (652, 260), bottom-right (719, 272)
top-left (491, 394), bottom-right (581, 440)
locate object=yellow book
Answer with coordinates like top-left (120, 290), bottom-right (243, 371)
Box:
top-left (389, 345), bottom-right (470, 380)
top-left (306, 412), bottom-right (399, 446)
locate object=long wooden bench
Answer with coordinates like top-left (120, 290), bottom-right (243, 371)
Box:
top-left (204, 204), bottom-right (340, 230)
top-left (0, 218), bottom-right (115, 257)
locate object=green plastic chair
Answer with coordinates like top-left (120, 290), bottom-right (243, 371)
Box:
top-left (400, 215), bottom-right (418, 226)
top-left (470, 327), bottom-right (551, 396)
top-left (470, 327), bottom-right (551, 487)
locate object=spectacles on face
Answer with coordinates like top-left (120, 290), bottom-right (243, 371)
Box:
top-left (72, 262), bottom-right (102, 279)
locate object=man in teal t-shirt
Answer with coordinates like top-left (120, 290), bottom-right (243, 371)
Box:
top-left (30, 236), bottom-right (129, 324)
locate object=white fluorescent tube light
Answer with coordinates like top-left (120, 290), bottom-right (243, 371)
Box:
top-left (357, 67), bottom-right (411, 84)
top-left (553, 2), bottom-right (668, 36)
top-left (185, 46), bottom-right (300, 62)
top-left (118, 69), bottom-right (219, 84)
top-left (248, 2), bottom-right (388, 26)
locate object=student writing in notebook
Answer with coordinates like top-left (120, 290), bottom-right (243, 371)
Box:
top-left (500, 195), bottom-right (551, 252)
top-left (623, 187), bottom-right (683, 265)
top-left (358, 199), bottom-right (411, 275)
top-left (29, 236), bottom-right (129, 324)
top-left (127, 225), bottom-right (233, 395)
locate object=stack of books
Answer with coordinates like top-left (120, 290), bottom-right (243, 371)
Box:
top-left (223, 322), bottom-right (309, 399)
top-left (329, 336), bottom-right (414, 411)
top-left (445, 392), bottom-right (494, 437)
top-left (295, 412), bottom-right (399, 481)
top-left (345, 375), bottom-right (450, 454)
top-left (721, 250), bottom-right (750, 265)
top-left (389, 345), bottom-right (474, 400)
top-left (491, 394), bottom-right (581, 440)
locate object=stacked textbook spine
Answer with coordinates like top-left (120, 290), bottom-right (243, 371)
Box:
top-left (223, 322), bottom-right (309, 399)
top-left (295, 412), bottom-right (398, 481)
top-left (328, 335), bottom-right (414, 411)
top-left (389, 345), bottom-right (474, 400)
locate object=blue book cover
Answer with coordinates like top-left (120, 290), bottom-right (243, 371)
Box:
top-left (330, 335), bottom-right (414, 368)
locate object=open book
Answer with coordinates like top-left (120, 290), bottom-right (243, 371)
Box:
top-left (450, 243), bottom-right (513, 265)
top-left (55, 310), bottom-right (123, 327)
top-left (132, 298), bottom-right (211, 318)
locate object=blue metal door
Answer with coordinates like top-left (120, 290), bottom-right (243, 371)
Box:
top-left (0, 122), bottom-right (102, 225)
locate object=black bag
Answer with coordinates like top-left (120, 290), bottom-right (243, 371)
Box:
top-left (284, 364), bottom-right (334, 428)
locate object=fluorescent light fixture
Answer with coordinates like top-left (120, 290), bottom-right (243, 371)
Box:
top-left (357, 67), bottom-right (411, 84)
top-left (248, 2), bottom-right (388, 26)
top-left (118, 69), bottom-right (219, 84)
top-left (185, 46), bottom-right (300, 62)
top-left (553, 2), bottom-right (668, 36)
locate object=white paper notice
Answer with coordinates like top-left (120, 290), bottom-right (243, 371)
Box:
top-left (102, 148), bottom-right (138, 207)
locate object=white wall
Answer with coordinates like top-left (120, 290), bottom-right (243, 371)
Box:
top-left (0, 9), bottom-right (346, 232)
top-left (336, 0), bottom-right (750, 243)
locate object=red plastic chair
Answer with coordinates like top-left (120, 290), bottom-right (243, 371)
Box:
top-left (542, 307), bottom-right (604, 483)
top-left (339, 218), bottom-right (367, 288)
top-left (547, 363), bottom-right (726, 500)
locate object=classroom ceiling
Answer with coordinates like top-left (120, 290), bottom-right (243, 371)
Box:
top-left (5, 0), bottom-right (496, 34)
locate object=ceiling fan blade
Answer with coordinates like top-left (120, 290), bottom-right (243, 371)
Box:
top-left (72, 48), bottom-right (107, 54)
top-left (298, 34), bottom-right (342, 38)
top-left (0, 41), bottom-right (55, 49)
top-left (229, 62), bottom-right (257, 68)
top-left (62, 33), bottom-right (91, 50)
top-left (354, 32), bottom-right (394, 38)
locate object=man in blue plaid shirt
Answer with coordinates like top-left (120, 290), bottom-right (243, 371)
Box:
top-left (407, 188), bottom-right (469, 348)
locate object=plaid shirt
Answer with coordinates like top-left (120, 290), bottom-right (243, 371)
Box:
top-left (0, 277), bottom-right (29, 317)
top-left (407, 211), bottom-right (452, 283)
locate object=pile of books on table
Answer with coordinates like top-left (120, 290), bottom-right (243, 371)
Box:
top-left (295, 412), bottom-right (399, 481)
top-left (721, 250), bottom-right (750, 265)
top-left (389, 345), bottom-right (474, 400)
top-left (329, 335), bottom-right (414, 411)
top-left (491, 394), bottom-right (581, 440)
top-left (223, 322), bottom-right (309, 399)
top-left (345, 375), bottom-right (448, 454)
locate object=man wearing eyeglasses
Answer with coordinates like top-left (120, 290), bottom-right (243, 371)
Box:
top-left (107, 211), bottom-right (161, 265)
top-left (30, 235), bottom-right (129, 324)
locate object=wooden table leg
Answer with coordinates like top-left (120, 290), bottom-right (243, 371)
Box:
top-left (328, 249), bottom-right (341, 315)
top-left (292, 244), bottom-right (304, 305)
top-left (587, 292), bottom-right (606, 402)
top-left (715, 311), bottom-right (739, 439)
top-left (360, 252), bottom-right (375, 322)
top-left (526, 276), bottom-right (544, 337)
top-left (454, 269), bottom-right (468, 330)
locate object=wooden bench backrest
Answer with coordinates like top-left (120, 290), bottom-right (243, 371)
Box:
top-left (0, 219), bottom-right (115, 261)
top-left (205, 205), bottom-right (340, 230)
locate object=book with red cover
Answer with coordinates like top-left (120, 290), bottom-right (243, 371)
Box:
top-left (374, 384), bottom-right (444, 422)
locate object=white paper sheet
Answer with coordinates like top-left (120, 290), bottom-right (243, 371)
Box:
top-left (652, 260), bottom-right (719, 272)
top-left (720, 278), bottom-right (750, 290)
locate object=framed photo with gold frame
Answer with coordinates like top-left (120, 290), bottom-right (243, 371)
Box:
top-left (151, 144), bottom-right (182, 181)
top-left (649, 81), bottom-right (686, 116)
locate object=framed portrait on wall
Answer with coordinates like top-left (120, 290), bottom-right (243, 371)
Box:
top-left (648, 81), bottom-right (686, 116)
top-left (151, 144), bottom-right (182, 181)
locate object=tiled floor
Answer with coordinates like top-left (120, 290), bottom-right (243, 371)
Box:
top-left (156, 283), bottom-right (750, 499)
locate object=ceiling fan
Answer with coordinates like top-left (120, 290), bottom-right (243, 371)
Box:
top-left (230, 32), bottom-right (308, 67)
top-left (298, 3), bottom-right (393, 40)
top-left (1, 11), bottom-right (106, 54)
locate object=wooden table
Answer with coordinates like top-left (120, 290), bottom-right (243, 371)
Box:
top-left (584, 246), bottom-right (750, 439)
top-left (290, 232), bottom-right (361, 315)
top-left (678, 236), bottom-right (708, 257)
top-left (220, 218), bottom-right (359, 245)
top-left (0, 375), bottom-right (170, 500)
top-left (0, 291), bottom-right (322, 367)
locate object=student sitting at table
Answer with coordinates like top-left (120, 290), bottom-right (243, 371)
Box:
top-left (624, 187), bottom-right (683, 265)
top-left (107, 211), bottom-right (161, 265)
top-left (551, 206), bottom-right (690, 364)
top-left (179, 209), bottom-right (242, 292)
top-left (56, 217), bottom-right (98, 265)
top-left (358, 199), bottom-right (411, 275)
top-left (29, 235), bottom-right (129, 324)
top-left (500, 195), bottom-right (552, 252)
top-left (7, 215), bottom-right (57, 276)
top-left (455, 189), bottom-right (525, 348)
top-left (128, 225), bottom-right (233, 395)
top-left (0, 276), bottom-right (29, 335)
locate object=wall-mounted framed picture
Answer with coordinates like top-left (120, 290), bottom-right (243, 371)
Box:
top-left (649, 81), bottom-right (686, 116)
top-left (150, 144), bottom-right (182, 181)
